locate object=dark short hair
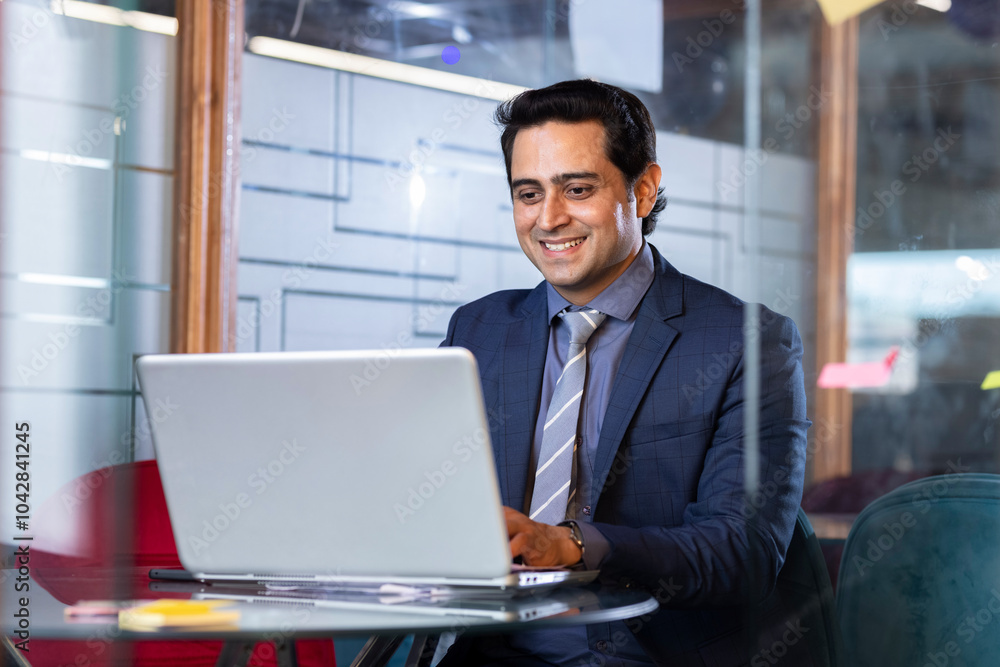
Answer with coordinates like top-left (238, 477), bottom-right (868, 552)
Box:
top-left (494, 79), bottom-right (667, 236)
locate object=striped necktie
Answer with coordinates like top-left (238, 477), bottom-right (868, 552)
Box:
top-left (529, 308), bottom-right (607, 524)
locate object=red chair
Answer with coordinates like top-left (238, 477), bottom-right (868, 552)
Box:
top-left (21, 460), bottom-right (336, 666)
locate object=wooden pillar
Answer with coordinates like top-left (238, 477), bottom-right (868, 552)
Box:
top-left (813, 16), bottom-right (858, 482)
top-left (171, 0), bottom-right (243, 353)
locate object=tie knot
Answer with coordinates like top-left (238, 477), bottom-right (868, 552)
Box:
top-left (558, 309), bottom-right (607, 345)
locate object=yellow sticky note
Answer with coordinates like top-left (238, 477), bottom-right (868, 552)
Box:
top-left (119, 600), bottom-right (240, 631)
top-left (815, 0), bottom-right (884, 25)
top-left (981, 371), bottom-right (1000, 390)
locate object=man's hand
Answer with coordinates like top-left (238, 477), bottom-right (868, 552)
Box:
top-left (504, 507), bottom-right (581, 567)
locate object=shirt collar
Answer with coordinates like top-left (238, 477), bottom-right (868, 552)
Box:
top-left (545, 241), bottom-right (655, 322)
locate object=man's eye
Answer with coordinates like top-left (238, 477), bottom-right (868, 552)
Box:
top-left (568, 187), bottom-right (589, 196)
top-left (518, 191), bottom-right (540, 202)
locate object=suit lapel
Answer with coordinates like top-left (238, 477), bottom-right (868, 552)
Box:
top-left (592, 249), bottom-right (684, 499)
top-left (496, 285), bottom-right (549, 509)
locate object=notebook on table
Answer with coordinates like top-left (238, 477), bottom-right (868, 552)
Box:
top-left (136, 348), bottom-right (597, 592)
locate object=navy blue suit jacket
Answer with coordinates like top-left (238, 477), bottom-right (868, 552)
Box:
top-left (441, 245), bottom-right (810, 665)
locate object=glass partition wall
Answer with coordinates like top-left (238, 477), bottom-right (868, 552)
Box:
top-left (1, 1), bottom-right (177, 664)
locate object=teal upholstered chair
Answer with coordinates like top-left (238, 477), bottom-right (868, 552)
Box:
top-left (837, 473), bottom-right (1000, 666)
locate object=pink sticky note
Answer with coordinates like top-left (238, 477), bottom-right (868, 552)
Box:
top-left (817, 347), bottom-right (899, 389)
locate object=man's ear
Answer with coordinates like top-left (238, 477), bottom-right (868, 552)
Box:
top-left (635, 163), bottom-right (662, 219)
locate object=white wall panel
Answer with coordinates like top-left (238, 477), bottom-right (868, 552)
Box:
top-left (2, 156), bottom-right (114, 278)
top-left (283, 292), bottom-right (426, 351)
top-left (243, 145), bottom-right (336, 196)
top-left (1, 280), bottom-right (110, 321)
top-left (1, 289), bottom-right (169, 391)
top-left (2, 2), bottom-right (118, 106)
top-left (337, 161), bottom-right (461, 239)
top-left (116, 29), bottom-right (175, 170)
top-left (649, 228), bottom-right (717, 288)
top-left (760, 153), bottom-right (816, 220)
top-left (120, 170), bottom-right (173, 286)
top-left (1, 96), bottom-right (116, 160)
top-left (350, 75), bottom-right (499, 160)
top-left (242, 54), bottom-right (337, 153)
top-left (657, 131), bottom-right (716, 206)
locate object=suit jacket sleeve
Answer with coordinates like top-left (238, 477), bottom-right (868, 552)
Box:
top-left (591, 310), bottom-right (809, 607)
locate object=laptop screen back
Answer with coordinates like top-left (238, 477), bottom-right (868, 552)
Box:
top-left (136, 348), bottom-right (510, 580)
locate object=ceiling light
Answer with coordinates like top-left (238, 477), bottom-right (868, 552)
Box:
top-left (19, 149), bottom-right (112, 171)
top-left (917, 0), bottom-right (952, 12)
top-left (247, 36), bottom-right (526, 101)
top-left (52, 0), bottom-right (178, 35)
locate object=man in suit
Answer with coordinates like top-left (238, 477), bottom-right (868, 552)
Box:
top-left (439, 79), bottom-right (810, 666)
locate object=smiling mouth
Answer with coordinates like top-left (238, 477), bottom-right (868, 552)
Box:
top-left (542, 238), bottom-right (585, 252)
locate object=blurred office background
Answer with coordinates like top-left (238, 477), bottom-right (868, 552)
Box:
top-left (1, 0), bottom-right (999, 660)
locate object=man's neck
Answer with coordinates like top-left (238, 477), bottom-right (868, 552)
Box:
top-left (552, 244), bottom-right (644, 306)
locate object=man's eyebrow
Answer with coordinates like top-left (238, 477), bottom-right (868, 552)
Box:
top-left (551, 171), bottom-right (600, 184)
top-left (511, 177), bottom-right (542, 190)
top-left (510, 172), bottom-right (601, 190)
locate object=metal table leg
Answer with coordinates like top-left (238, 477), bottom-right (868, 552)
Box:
top-left (216, 640), bottom-right (254, 667)
top-left (276, 638), bottom-right (299, 667)
top-left (349, 635), bottom-right (406, 667)
top-left (404, 634), bottom-right (439, 667)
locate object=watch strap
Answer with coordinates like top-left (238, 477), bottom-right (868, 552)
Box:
top-left (558, 520), bottom-right (585, 566)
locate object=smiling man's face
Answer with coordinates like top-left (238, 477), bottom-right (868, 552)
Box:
top-left (510, 120), bottom-right (659, 305)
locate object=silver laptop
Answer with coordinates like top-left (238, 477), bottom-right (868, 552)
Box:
top-left (135, 348), bottom-right (596, 592)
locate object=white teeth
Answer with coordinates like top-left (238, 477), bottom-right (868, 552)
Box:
top-left (544, 238), bottom-right (584, 251)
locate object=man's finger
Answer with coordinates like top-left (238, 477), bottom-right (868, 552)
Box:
top-left (509, 531), bottom-right (530, 560)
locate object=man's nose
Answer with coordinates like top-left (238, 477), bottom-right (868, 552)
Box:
top-left (538, 195), bottom-right (569, 231)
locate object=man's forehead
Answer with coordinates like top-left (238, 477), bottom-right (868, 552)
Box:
top-left (510, 120), bottom-right (609, 170)
top-left (513, 119), bottom-right (605, 145)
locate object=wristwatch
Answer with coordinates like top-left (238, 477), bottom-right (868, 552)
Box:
top-left (558, 520), bottom-right (585, 566)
